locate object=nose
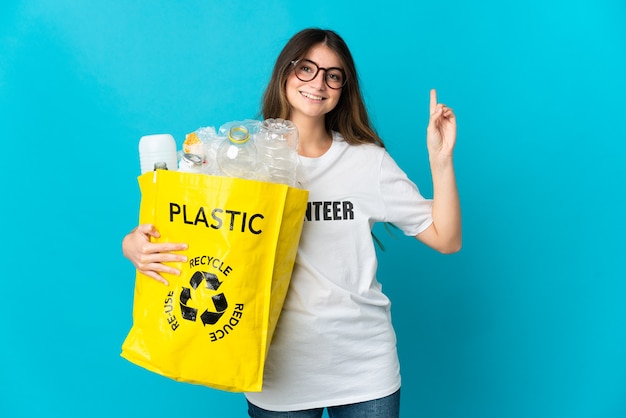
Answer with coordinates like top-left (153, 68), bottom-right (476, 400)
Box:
top-left (310, 69), bottom-right (327, 90)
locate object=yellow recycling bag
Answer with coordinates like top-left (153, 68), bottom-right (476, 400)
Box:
top-left (121, 170), bottom-right (308, 392)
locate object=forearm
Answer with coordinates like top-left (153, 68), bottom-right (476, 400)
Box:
top-left (418, 88), bottom-right (461, 253)
top-left (429, 157), bottom-right (462, 253)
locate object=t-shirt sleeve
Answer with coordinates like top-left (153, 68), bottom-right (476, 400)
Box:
top-left (379, 151), bottom-right (433, 236)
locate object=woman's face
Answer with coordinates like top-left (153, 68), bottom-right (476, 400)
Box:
top-left (286, 43), bottom-right (344, 123)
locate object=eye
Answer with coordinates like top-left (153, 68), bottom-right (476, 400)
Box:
top-left (326, 70), bottom-right (344, 83)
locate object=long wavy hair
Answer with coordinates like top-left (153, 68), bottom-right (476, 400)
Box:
top-left (261, 28), bottom-right (384, 148)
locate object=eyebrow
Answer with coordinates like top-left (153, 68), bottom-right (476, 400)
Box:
top-left (302, 58), bottom-right (343, 70)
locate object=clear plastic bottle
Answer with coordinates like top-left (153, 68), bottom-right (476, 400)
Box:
top-left (216, 125), bottom-right (258, 180)
top-left (257, 118), bottom-right (299, 186)
top-left (196, 126), bottom-right (222, 175)
top-left (218, 119), bottom-right (261, 138)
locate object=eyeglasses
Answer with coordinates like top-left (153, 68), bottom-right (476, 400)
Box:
top-left (291, 59), bottom-right (347, 90)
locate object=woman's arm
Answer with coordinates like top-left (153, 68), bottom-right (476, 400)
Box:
top-left (122, 224), bottom-right (188, 285)
top-left (415, 89), bottom-right (462, 254)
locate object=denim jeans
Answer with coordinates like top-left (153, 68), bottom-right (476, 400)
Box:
top-left (247, 389), bottom-right (400, 418)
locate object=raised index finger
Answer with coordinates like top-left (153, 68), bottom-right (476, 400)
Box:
top-left (430, 88), bottom-right (438, 113)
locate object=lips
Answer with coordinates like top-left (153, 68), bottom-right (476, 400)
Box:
top-left (299, 91), bottom-right (325, 101)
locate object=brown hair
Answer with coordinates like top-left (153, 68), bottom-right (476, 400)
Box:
top-left (261, 28), bottom-right (384, 148)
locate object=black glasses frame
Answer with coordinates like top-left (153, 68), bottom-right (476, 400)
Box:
top-left (290, 59), bottom-right (347, 90)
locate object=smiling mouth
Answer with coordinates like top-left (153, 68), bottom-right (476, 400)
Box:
top-left (299, 91), bottom-right (325, 101)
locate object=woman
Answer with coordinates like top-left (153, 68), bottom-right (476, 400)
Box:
top-left (122, 28), bottom-right (461, 417)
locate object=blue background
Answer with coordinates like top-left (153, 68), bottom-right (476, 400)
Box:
top-left (1, 1), bottom-right (625, 417)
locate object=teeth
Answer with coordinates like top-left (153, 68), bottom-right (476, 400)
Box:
top-left (301, 91), bottom-right (323, 101)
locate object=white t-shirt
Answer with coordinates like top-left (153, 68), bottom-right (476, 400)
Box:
top-left (245, 132), bottom-right (433, 411)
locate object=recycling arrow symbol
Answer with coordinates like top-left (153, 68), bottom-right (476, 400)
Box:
top-left (179, 271), bottom-right (228, 326)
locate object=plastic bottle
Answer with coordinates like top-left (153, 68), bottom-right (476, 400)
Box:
top-left (216, 125), bottom-right (258, 180)
top-left (218, 119), bottom-right (261, 138)
top-left (139, 134), bottom-right (178, 174)
top-left (195, 126), bottom-right (222, 175)
top-left (257, 118), bottom-right (299, 186)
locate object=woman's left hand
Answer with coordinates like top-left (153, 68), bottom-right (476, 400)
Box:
top-left (417, 89), bottom-right (462, 254)
top-left (427, 89), bottom-right (457, 161)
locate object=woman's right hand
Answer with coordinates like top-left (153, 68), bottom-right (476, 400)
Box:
top-left (122, 224), bottom-right (188, 285)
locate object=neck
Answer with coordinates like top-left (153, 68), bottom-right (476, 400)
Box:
top-left (290, 114), bottom-right (332, 158)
